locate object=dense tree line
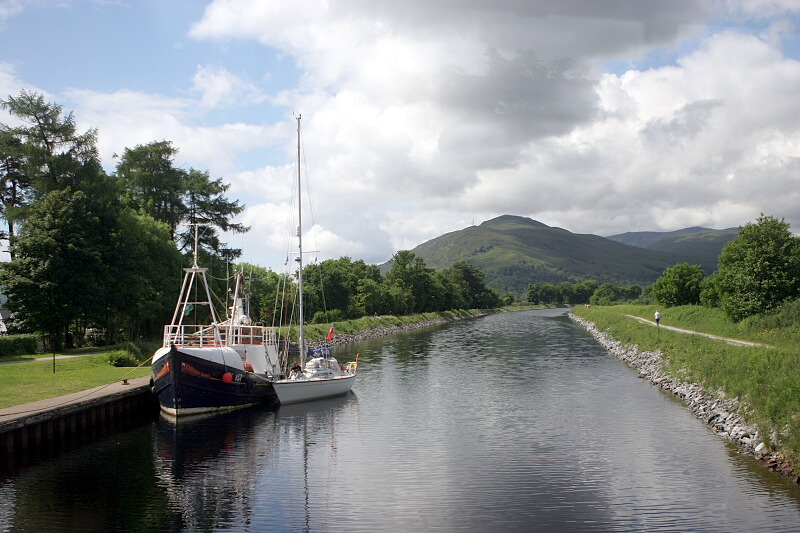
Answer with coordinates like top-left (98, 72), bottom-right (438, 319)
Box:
top-left (0, 91), bottom-right (503, 349)
top-left (526, 279), bottom-right (643, 307)
top-left (238, 255), bottom-right (503, 327)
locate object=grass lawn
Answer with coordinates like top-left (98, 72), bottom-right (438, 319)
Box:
top-left (607, 303), bottom-right (800, 351)
top-left (0, 353), bottom-right (150, 409)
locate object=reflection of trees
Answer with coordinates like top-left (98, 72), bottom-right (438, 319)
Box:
top-left (6, 426), bottom-right (169, 532)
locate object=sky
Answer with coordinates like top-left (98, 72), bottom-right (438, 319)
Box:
top-left (1, 0), bottom-right (799, 272)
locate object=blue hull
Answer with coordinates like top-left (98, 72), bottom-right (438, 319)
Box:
top-left (152, 346), bottom-right (277, 416)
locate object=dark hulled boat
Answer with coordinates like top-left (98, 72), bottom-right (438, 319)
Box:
top-left (151, 231), bottom-right (282, 416)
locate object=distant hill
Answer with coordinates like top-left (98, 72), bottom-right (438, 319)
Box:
top-left (607, 227), bottom-right (713, 248)
top-left (607, 227), bottom-right (738, 272)
top-left (396, 215), bottom-right (738, 296)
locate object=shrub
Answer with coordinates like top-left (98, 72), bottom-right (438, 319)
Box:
top-left (0, 334), bottom-right (39, 357)
top-left (107, 341), bottom-right (155, 367)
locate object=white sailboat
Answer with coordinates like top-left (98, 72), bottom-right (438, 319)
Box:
top-left (272, 114), bottom-right (358, 405)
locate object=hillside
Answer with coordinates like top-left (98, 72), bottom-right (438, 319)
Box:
top-left (607, 227), bottom-right (738, 272)
top-left (405, 215), bottom-right (693, 295)
top-left (607, 227), bottom-right (713, 248)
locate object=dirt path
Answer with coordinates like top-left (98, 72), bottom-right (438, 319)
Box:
top-left (625, 315), bottom-right (771, 347)
top-left (0, 352), bottom-right (111, 366)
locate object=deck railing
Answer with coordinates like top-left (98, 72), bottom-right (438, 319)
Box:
top-left (163, 324), bottom-right (278, 348)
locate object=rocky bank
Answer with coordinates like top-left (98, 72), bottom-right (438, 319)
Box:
top-left (297, 315), bottom-right (484, 355)
top-left (569, 313), bottom-right (799, 483)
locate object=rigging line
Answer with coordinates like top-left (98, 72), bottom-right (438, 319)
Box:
top-left (298, 118), bottom-right (323, 263)
top-left (297, 118), bottom-right (331, 323)
top-left (206, 272), bottom-right (235, 282)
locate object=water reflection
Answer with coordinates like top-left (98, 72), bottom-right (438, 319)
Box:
top-left (150, 394), bottom-right (359, 533)
top-left (153, 407), bottom-right (277, 531)
top-left (3, 309), bottom-right (800, 532)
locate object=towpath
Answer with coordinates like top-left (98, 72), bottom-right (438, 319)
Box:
top-left (0, 352), bottom-right (111, 366)
top-left (625, 315), bottom-right (772, 348)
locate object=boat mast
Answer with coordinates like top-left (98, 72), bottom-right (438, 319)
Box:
top-left (296, 113), bottom-right (306, 367)
top-left (171, 223), bottom-right (220, 327)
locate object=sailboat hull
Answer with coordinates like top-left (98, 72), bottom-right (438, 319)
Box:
top-left (152, 346), bottom-right (277, 416)
top-left (273, 374), bottom-right (355, 405)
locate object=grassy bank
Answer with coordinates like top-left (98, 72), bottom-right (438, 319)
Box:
top-left (571, 304), bottom-right (800, 465)
top-left (0, 353), bottom-right (150, 409)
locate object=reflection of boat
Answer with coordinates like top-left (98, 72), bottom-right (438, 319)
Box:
top-left (272, 115), bottom-right (358, 405)
top-left (276, 389), bottom-right (357, 418)
top-left (152, 407), bottom-right (278, 529)
top-left (151, 228), bottom-right (282, 416)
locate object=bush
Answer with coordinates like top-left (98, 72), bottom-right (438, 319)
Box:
top-left (107, 340), bottom-right (155, 367)
top-left (107, 351), bottom-right (139, 367)
top-left (652, 263), bottom-right (705, 307)
top-left (0, 334), bottom-right (38, 357)
top-left (310, 309), bottom-right (344, 324)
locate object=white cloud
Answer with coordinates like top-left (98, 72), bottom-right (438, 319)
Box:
top-left (64, 88), bottom-right (287, 180)
top-left (184, 0), bottom-right (800, 268)
top-left (191, 65), bottom-right (264, 109)
top-left (4, 1), bottom-right (800, 270)
top-left (725, 0), bottom-right (800, 18)
top-left (0, 0), bottom-right (26, 22)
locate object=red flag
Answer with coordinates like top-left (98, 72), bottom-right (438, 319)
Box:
top-left (326, 324), bottom-right (335, 341)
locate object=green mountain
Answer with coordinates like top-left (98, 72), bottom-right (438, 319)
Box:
top-left (402, 215), bottom-right (737, 296)
top-left (607, 227), bottom-right (738, 273)
top-left (606, 227), bottom-right (713, 248)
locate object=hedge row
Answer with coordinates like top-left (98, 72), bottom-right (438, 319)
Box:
top-left (0, 334), bottom-right (38, 356)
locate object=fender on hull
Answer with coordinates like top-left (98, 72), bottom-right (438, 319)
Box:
top-left (152, 346), bottom-right (276, 416)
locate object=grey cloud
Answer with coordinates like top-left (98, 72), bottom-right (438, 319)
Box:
top-left (641, 99), bottom-right (722, 148)
top-left (434, 49), bottom-right (598, 169)
top-left (342, 0), bottom-right (712, 59)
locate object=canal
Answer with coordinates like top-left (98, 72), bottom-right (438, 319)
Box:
top-left (1, 309), bottom-right (799, 532)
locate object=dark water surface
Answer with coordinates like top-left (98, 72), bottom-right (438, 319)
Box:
top-left (2, 309), bottom-right (800, 532)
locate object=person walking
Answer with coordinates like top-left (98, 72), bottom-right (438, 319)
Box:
top-left (654, 310), bottom-right (661, 327)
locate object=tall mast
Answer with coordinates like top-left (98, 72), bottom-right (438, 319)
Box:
top-left (296, 113), bottom-right (305, 366)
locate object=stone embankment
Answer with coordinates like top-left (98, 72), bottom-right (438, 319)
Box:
top-left (302, 314), bottom-right (485, 352)
top-left (570, 313), bottom-right (799, 482)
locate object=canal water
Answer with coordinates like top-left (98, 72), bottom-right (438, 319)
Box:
top-left (2, 309), bottom-right (800, 532)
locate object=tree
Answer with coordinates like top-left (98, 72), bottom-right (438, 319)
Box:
top-left (116, 143), bottom-right (248, 258)
top-left (537, 283), bottom-right (560, 305)
top-left (178, 168), bottom-right (248, 256)
top-left (556, 281), bottom-right (574, 305)
top-left (590, 283), bottom-right (622, 306)
top-left (574, 280), bottom-right (598, 304)
top-left (385, 251), bottom-right (436, 313)
top-left (104, 209), bottom-right (182, 341)
top-left (0, 131), bottom-right (29, 250)
top-left (652, 263), bottom-right (705, 307)
top-left (0, 189), bottom-right (106, 350)
top-left (354, 278), bottom-right (384, 316)
top-left (115, 141), bottom-right (186, 238)
top-left (445, 261), bottom-right (497, 309)
top-left (0, 90), bottom-right (100, 196)
top-left (699, 273), bottom-right (721, 308)
top-left (716, 215), bottom-right (800, 321)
